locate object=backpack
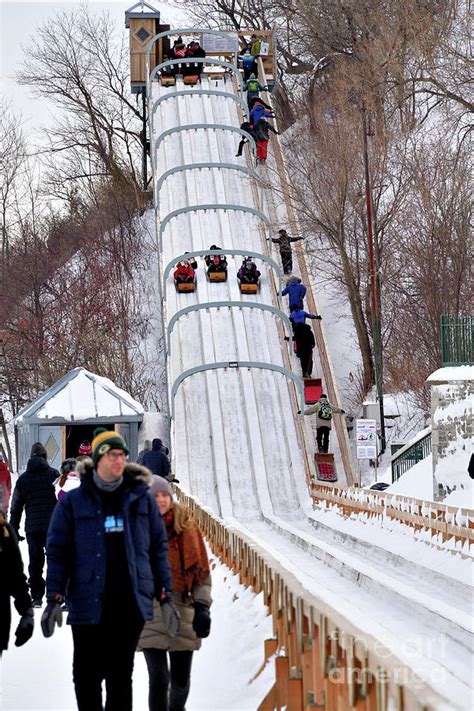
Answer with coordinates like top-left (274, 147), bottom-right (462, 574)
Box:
top-left (247, 80), bottom-right (259, 92)
top-left (319, 403), bottom-right (333, 421)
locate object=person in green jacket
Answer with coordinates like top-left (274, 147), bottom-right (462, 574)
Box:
top-left (304, 394), bottom-right (345, 453)
top-left (243, 73), bottom-right (269, 110)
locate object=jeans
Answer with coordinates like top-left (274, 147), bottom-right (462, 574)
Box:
top-left (143, 649), bottom-right (193, 711)
top-left (72, 614), bottom-right (144, 710)
top-left (26, 531), bottom-right (47, 600)
top-left (317, 426), bottom-right (330, 453)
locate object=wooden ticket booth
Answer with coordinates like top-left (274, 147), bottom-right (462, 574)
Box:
top-left (125, 1), bottom-right (170, 94)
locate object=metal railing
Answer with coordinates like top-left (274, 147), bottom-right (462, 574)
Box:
top-left (440, 315), bottom-right (474, 366)
top-left (391, 429), bottom-right (432, 482)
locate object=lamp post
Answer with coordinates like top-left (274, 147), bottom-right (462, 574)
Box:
top-left (361, 103), bottom-right (386, 455)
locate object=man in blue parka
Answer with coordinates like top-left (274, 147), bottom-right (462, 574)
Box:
top-left (41, 428), bottom-right (178, 711)
top-left (280, 276), bottom-right (307, 310)
top-left (142, 438), bottom-right (171, 480)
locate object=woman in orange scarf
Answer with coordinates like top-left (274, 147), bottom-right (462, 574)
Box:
top-left (139, 477), bottom-right (211, 711)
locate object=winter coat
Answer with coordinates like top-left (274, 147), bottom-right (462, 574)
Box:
top-left (254, 120), bottom-right (278, 142)
top-left (174, 262), bottom-right (195, 281)
top-left (142, 439), bottom-right (171, 480)
top-left (280, 278), bottom-right (306, 310)
top-left (237, 263), bottom-right (260, 283)
top-left (250, 39), bottom-right (262, 56)
top-left (0, 460), bottom-right (12, 510)
top-left (243, 78), bottom-right (266, 101)
top-left (294, 323), bottom-right (315, 356)
top-left (272, 230), bottom-right (301, 254)
top-left (250, 103), bottom-right (273, 125)
top-left (304, 397), bottom-right (344, 429)
top-left (289, 309), bottom-right (317, 326)
top-left (54, 472), bottom-right (81, 501)
top-left (139, 504), bottom-right (211, 653)
top-left (0, 514), bottom-right (32, 651)
top-left (238, 53), bottom-right (258, 69)
top-left (45, 460), bottom-right (172, 625)
top-left (9, 456), bottom-right (59, 535)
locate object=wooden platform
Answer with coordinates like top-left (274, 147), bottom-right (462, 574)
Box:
top-left (240, 282), bottom-right (258, 294)
top-left (314, 453), bottom-right (337, 482)
top-left (160, 76), bottom-right (176, 87)
top-left (176, 281), bottom-right (195, 293)
top-left (183, 75), bottom-right (199, 85)
top-left (208, 271), bottom-right (227, 282)
top-left (304, 378), bottom-right (322, 404)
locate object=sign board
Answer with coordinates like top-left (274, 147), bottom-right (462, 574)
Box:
top-left (356, 418), bottom-right (377, 459)
top-left (200, 33), bottom-right (238, 54)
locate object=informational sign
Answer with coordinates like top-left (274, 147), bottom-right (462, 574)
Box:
top-left (356, 418), bottom-right (378, 459)
top-left (200, 33), bottom-right (238, 54)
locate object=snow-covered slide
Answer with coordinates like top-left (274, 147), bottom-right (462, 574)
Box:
top-left (151, 75), bottom-right (310, 522)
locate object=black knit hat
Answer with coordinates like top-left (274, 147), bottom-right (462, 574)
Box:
top-left (31, 442), bottom-right (47, 459)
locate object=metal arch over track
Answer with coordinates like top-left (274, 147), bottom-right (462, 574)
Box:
top-left (146, 28), bottom-right (239, 93)
top-left (167, 302), bottom-right (292, 354)
top-left (163, 249), bottom-right (283, 300)
top-left (151, 90), bottom-right (248, 129)
top-left (154, 124), bottom-right (256, 162)
top-left (155, 163), bottom-right (262, 210)
top-left (170, 362), bottom-right (305, 420)
top-left (159, 204), bottom-right (272, 251)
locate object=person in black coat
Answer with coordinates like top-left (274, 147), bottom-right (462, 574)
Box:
top-left (0, 510), bottom-right (34, 654)
top-left (41, 428), bottom-right (177, 711)
top-left (294, 323), bottom-right (316, 378)
top-left (143, 438), bottom-right (171, 480)
top-left (9, 442), bottom-right (59, 606)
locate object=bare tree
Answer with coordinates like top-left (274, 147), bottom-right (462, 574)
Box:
top-left (17, 8), bottom-right (145, 209)
top-left (0, 97), bottom-right (27, 265)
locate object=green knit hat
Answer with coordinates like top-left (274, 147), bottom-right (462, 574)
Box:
top-left (91, 427), bottom-right (129, 464)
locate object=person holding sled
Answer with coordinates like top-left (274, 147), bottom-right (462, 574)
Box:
top-left (304, 394), bottom-right (345, 453)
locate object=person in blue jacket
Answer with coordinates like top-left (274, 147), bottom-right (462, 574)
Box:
top-left (238, 49), bottom-right (258, 80)
top-left (250, 100), bottom-right (274, 127)
top-left (41, 428), bottom-right (178, 711)
top-left (280, 276), bottom-right (307, 311)
top-left (143, 438), bottom-right (172, 480)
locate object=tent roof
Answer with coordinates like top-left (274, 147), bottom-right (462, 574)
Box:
top-left (15, 368), bottom-right (144, 424)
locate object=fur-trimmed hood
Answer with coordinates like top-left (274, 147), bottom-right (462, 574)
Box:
top-left (76, 457), bottom-right (154, 487)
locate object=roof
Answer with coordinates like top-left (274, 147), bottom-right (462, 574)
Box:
top-left (14, 368), bottom-right (144, 424)
top-left (125, 1), bottom-right (160, 27)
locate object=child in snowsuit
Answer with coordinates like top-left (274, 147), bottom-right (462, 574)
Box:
top-left (205, 246), bottom-right (227, 273)
top-left (237, 258), bottom-right (261, 284)
top-left (238, 50), bottom-right (259, 80)
top-left (304, 394), bottom-right (345, 453)
top-left (280, 276), bottom-right (306, 310)
top-left (272, 230), bottom-right (302, 274)
top-left (243, 74), bottom-right (268, 109)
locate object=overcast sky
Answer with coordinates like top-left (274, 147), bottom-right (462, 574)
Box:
top-left (0, 0), bottom-right (184, 143)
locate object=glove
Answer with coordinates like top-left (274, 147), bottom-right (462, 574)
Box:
top-left (297, 410), bottom-right (302, 415)
top-left (192, 602), bottom-right (211, 638)
top-left (316, 315), bottom-right (322, 320)
top-left (160, 592), bottom-right (180, 638)
top-left (15, 608), bottom-right (34, 646)
top-left (41, 595), bottom-right (63, 638)
top-left (341, 409), bottom-right (346, 414)
top-left (14, 531), bottom-right (25, 542)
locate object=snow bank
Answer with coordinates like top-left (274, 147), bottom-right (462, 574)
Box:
top-left (387, 456), bottom-right (434, 500)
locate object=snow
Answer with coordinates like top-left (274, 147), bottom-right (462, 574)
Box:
top-left (444, 481), bottom-right (474, 509)
top-left (427, 366), bottom-right (474, 383)
top-left (0, 550), bottom-right (274, 710)
top-left (15, 368), bottom-right (144, 423)
top-left (387, 456), bottom-right (434, 499)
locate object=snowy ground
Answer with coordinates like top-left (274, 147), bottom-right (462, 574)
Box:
top-left (0, 550), bottom-right (274, 710)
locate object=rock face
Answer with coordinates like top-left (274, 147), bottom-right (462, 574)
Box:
top-left (426, 366), bottom-right (474, 500)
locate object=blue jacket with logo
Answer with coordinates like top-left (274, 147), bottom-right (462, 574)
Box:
top-left (45, 461), bottom-right (172, 625)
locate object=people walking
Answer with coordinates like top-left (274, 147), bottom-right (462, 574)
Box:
top-left (242, 73), bottom-right (268, 109)
top-left (143, 438), bottom-right (172, 481)
top-left (0, 510), bottom-right (34, 655)
top-left (0, 453), bottom-right (12, 511)
top-left (304, 394), bottom-right (345, 453)
top-left (137, 439), bottom-right (152, 465)
top-left (41, 428), bottom-right (177, 711)
top-left (289, 307), bottom-right (321, 328)
top-left (9, 442), bottom-right (59, 607)
top-left (139, 476), bottom-right (211, 711)
top-left (271, 229), bottom-right (302, 274)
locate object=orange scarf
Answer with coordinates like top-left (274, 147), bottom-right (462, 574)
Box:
top-left (163, 507), bottom-right (210, 596)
